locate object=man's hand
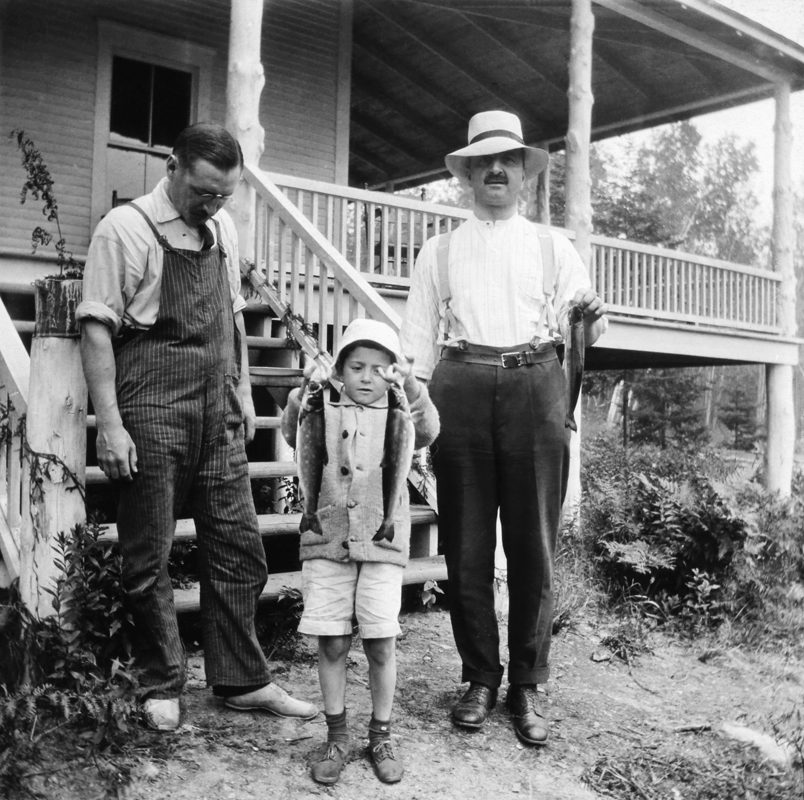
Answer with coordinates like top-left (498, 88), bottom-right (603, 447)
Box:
top-left (572, 288), bottom-right (607, 321)
top-left (96, 420), bottom-right (138, 481)
top-left (237, 382), bottom-right (257, 444)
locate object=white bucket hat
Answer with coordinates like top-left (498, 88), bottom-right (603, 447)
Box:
top-left (445, 110), bottom-right (549, 180)
top-left (334, 318), bottom-right (402, 366)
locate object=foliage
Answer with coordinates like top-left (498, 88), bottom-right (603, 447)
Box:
top-left (9, 129), bottom-right (83, 278)
top-left (260, 586), bottom-right (306, 661)
top-left (581, 432), bottom-right (748, 633)
top-left (0, 524), bottom-right (139, 797)
top-left (420, 579), bottom-right (443, 610)
top-left (627, 368), bottom-right (712, 449)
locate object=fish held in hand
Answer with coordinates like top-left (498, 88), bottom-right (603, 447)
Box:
top-left (297, 378), bottom-right (327, 535)
top-left (564, 304), bottom-right (585, 432)
top-left (373, 381), bottom-right (415, 543)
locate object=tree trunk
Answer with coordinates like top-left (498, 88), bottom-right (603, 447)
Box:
top-left (226, 0), bottom-right (265, 262)
top-left (19, 278), bottom-right (87, 617)
top-left (766, 81), bottom-right (796, 495)
top-left (563, 0), bottom-right (594, 518)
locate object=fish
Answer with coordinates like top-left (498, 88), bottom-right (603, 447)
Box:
top-left (296, 378), bottom-right (327, 535)
top-left (564, 304), bottom-right (585, 432)
top-left (373, 380), bottom-right (415, 543)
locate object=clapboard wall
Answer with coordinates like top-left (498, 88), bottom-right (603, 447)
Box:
top-left (0, 0), bottom-right (346, 258)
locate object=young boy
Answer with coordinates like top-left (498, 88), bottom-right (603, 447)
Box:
top-left (281, 318), bottom-right (439, 786)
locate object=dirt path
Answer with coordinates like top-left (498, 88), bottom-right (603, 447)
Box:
top-left (19, 606), bottom-right (803, 799)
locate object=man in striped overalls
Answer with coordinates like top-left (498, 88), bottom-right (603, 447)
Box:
top-left (400, 110), bottom-right (607, 746)
top-left (78, 123), bottom-right (317, 731)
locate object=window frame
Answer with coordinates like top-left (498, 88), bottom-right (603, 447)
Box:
top-left (91, 20), bottom-right (215, 225)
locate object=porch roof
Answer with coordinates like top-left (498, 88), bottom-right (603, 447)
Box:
top-left (349, 0), bottom-right (804, 189)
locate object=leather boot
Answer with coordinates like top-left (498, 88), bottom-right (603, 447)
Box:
top-left (506, 685), bottom-right (549, 745)
top-left (451, 683), bottom-right (497, 729)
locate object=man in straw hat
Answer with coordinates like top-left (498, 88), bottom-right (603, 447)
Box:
top-left (400, 110), bottom-right (606, 746)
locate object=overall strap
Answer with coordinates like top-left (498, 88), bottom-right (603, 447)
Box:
top-left (435, 230), bottom-right (458, 343)
top-left (128, 202), bottom-right (174, 253)
top-left (538, 231), bottom-right (560, 339)
top-left (436, 230), bottom-right (453, 304)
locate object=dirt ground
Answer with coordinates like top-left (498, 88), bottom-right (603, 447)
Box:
top-left (18, 598), bottom-right (803, 800)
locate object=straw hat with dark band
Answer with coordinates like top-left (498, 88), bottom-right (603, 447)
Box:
top-left (445, 110), bottom-right (549, 180)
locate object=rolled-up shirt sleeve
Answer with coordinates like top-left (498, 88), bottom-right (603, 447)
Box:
top-left (77, 221), bottom-right (137, 334)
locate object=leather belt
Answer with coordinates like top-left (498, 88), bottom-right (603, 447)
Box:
top-left (440, 342), bottom-right (556, 368)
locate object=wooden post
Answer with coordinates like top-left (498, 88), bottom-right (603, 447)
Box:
top-left (19, 278), bottom-right (87, 617)
top-left (766, 81), bottom-right (796, 496)
top-left (563, 0), bottom-right (595, 517)
top-left (226, 0), bottom-right (266, 263)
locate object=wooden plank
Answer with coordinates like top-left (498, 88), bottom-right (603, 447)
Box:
top-left (173, 554), bottom-right (447, 613)
top-left (0, 509), bottom-right (21, 580)
top-left (96, 504), bottom-right (437, 546)
top-left (86, 460), bottom-right (299, 486)
top-left (0, 295), bottom-right (30, 415)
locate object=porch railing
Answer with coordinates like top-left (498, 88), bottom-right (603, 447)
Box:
top-left (266, 171), bottom-right (782, 336)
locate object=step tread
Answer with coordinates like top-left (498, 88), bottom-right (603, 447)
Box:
top-left (173, 554), bottom-right (446, 613)
top-left (96, 503), bottom-right (437, 544)
top-left (86, 460), bottom-right (298, 485)
top-left (86, 415), bottom-right (282, 430)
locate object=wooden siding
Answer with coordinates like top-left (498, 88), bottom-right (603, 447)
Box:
top-left (1, 0), bottom-right (343, 256)
top-left (260, 0), bottom-right (343, 182)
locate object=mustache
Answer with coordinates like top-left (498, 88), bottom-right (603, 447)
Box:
top-left (484, 172), bottom-right (508, 184)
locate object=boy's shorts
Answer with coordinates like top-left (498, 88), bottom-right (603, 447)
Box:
top-left (298, 559), bottom-right (404, 639)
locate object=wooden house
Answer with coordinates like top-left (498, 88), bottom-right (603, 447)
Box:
top-left (1, 0), bottom-right (802, 613)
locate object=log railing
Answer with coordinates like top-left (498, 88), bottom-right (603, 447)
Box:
top-left (265, 171), bottom-right (783, 336)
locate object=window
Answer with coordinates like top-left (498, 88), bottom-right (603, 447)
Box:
top-left (91, 21), bottom-right (214, 222)
top-left (110, 56), bottom-right (192, 149)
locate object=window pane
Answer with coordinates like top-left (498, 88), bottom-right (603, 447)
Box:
top-left (110, 57), bottom-right (151, 145)
top-left (151, 66), bottom-right (192, 148)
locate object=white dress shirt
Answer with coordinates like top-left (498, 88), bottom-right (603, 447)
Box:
top-left (400, 213), bottom-right (595, 380)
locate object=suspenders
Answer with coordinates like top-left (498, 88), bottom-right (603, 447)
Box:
top-left (435, 228), bottom-right (560, 343)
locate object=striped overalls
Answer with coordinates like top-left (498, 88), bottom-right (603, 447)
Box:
top-left (114, 208), bottom-right (271, 698)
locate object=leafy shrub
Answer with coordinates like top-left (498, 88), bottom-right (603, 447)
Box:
top-left (581, 432), bottom-right (746, 632)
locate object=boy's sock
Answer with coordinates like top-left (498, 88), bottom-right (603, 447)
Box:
top-left (326, 709), bottom-right (349, 746)
top-left (311, 709), bottom-right (348, 786)
top-left (368, 715), bottom-right (403, 784)
top-left (368, 715), bottom-right (391, 748)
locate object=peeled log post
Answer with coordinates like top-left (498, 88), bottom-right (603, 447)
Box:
top-left (226, 0), bottom-right (266, 263)
top-left (19, 278), bottom-right (87, 616)
top-left (766, 81), bottom-right (796, 496)
top-left (563, 0), bottom-right (594, 518)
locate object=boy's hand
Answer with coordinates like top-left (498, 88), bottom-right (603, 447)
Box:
top-left (382, 356), bottom-right (421, 402)
top-left (303, 360), bottom-right (332, 385)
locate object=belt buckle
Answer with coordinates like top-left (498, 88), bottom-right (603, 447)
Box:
top-left (501, 351), bottom-right (524, 368)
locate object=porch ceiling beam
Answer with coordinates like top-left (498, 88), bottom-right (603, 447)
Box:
top-left (353, 41), bottom-right (468, 126)
top-left (456, 12), bottom-right (566, 98)
top-left (593, 40), bottom-right (660, 103)
top-left (592, 0), bottom-right (791, 83)
top-left (351, 110), bottom-right (431, 163)
top-left (367, 1), bottom-right (542, 130)
top-left (351, 72), bottom-right (456, 149)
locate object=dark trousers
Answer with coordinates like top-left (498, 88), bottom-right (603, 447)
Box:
top-left (429, 350), bottom-right (569, 688)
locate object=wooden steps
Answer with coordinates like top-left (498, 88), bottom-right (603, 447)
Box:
top-left (173, 554), bottom-right (447, 613)
top-left (96, 503), bottom-right (437, 545)
top-left (86, 460), bottom-right (297, 485)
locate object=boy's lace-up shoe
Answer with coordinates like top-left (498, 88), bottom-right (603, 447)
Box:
top-left (310, 741), bottom-right (348, 785)
top-left (506, 685), bottom-right (549, 745)
top-left (143, 697), bottom-right (180, 731)
top-left (369, 739), bottom-right (404, 783)
top-left (451, 682), bottom-right (497, 729)
top-left (224, 682), bottom-right (318, 719)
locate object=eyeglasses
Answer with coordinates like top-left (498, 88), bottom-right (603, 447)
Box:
top-left (189, 185), bottom-right (234, 202)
